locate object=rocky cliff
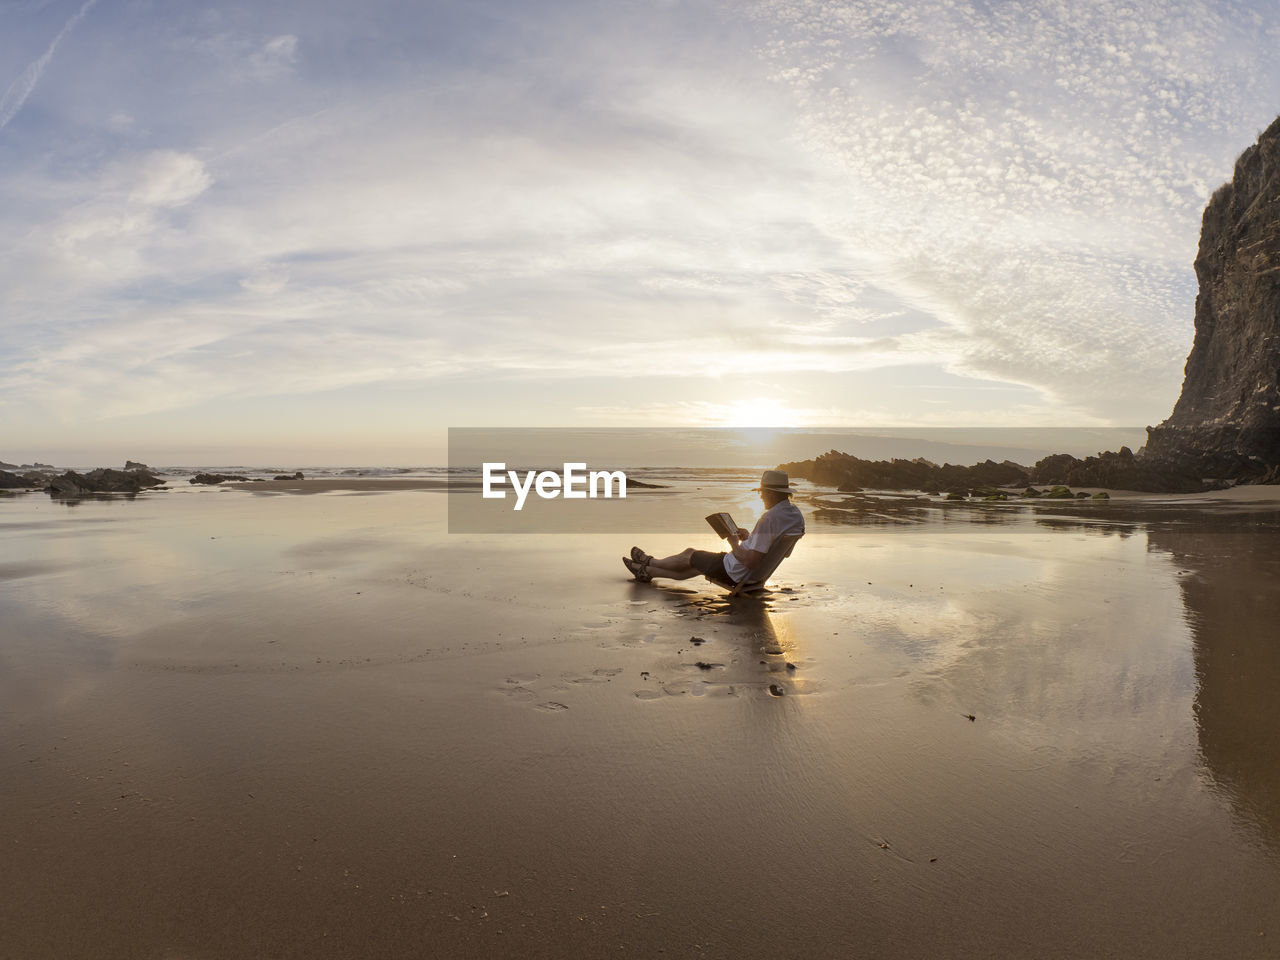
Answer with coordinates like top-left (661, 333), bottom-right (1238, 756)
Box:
top-left (1145, 116), bottom-right (1280, 481)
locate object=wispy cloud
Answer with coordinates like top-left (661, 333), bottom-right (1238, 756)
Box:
top-left (0, 0), bottom-right (97, 129)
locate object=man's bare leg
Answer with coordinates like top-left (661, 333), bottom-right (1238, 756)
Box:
top-left (635, 547), bottom-right (703, 581)
top-left (645, 563), bottom-right (701, 581)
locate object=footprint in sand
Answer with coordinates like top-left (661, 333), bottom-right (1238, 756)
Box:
top-left (562, 667), bottom-right (623, 684)
top-left (534, 701), bottom-right (569, 713)
top-left (498, 684), bottom-right (537, 702)
top-left (656, 680), bottom-right (715, 697)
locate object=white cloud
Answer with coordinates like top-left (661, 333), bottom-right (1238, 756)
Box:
top-left (128, 150), bottom-right (213, 207)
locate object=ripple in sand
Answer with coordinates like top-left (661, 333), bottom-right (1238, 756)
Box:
top-left (534, 701), bottom-right (569, 712)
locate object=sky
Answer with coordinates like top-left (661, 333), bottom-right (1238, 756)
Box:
top-left (2, 0), bottom-right (1279, 465)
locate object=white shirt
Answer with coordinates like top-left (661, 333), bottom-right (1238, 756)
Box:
top-left (723, 499), bottom-right (805, 582)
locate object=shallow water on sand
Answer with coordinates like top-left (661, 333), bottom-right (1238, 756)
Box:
top-left (2, 485), bottom-right (1279, 959)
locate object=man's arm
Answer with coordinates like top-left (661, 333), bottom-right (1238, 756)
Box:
top-left (726, 532), bottom-right (765, 569)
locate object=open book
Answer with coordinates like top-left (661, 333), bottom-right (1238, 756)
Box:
top-left (705, 512), bottom-right (740, 540)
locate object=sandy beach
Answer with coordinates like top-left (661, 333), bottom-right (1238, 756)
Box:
top-left (3, 477), bottom-right (1280, 958)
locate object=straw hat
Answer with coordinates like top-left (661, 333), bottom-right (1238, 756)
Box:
top-left (757, 469), bottom-right (797, 493)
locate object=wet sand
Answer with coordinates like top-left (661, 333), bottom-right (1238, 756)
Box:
top-left (199, 477), bottom-right (456, 493)
top-left (3, 482), bottom-right (1280, 958)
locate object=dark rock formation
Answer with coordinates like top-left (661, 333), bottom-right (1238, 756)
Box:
top-left (1145, 116), bottom-right (1280, 482)
top-left (1029, 446), bottom-right (1209, 493)
top-left (0, 470), bottom-right (31, 489)
top-left (45, 468), bottom-right (165, 496)
top-left (781, 446), bottom-right (1213, 496)
top-left (190, 473), bottom-right (264, 484)
top-left (273, 471), bottom-right (306, 480)
top-left (124, 460), bottom-right (151, 471)
top-left (780, 450), bottom-right (1031, 494)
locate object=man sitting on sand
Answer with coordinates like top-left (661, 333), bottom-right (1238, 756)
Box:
top-left (623, 469), bottom-right (805, 588)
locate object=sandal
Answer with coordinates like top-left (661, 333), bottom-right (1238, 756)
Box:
top-left (622, 556), bottom-right (652, 582)
top-left (630, 546), bottom-right (653, 565)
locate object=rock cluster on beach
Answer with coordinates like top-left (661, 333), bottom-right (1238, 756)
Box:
top-left (3, 464), bottom-right (312, 495)
top-left (45, 468), bottom-right (166, 496)
top-left (1, 458), bottom-right (171, 495)
top-left (3, 458), bottom-right (172, 494)
top-left (190, 472), bottom-right (265, 484)
top-left (1, 457), bottom-right (58, 484)
top-left (778, 451), bottom-right (1029, 495)
top-left (1, 462), bottom-right (62, 489)
top-left (777, 449), bottom-right (1192, 497)
top-left (0, 470), bottom-right (32, 489)
top-left (1145, 116), bottom-right (1280, 483)
top-left (1027, 447), bottom-right (1205, 493)
top-left (190, 471), bottom-right (305, 484)
top-left (779, 443), bottom-right (1216, 499)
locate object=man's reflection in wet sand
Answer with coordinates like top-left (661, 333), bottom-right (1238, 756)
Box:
top-left (627, 579), bottom-right (806, 700)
